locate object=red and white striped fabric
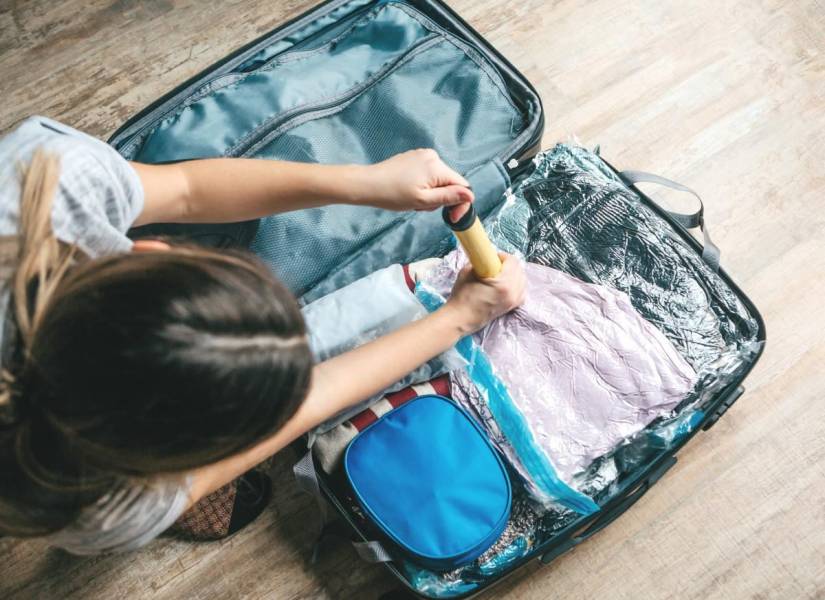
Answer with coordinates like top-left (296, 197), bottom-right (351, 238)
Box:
top-left (313, 375), bottom-right (451, 473)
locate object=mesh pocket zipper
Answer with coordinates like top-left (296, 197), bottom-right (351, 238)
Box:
top-left (229, 34), bottom-right (442, 157)
top-left (232, 3), bottom-right (527, 161)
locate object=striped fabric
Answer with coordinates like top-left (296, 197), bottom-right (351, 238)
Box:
top-left (313, 375), bottom-right (451, 474)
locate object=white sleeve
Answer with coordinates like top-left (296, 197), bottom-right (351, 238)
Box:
top-left (47, 476), bottom-right (191, 555)
top-left (29, 117), bottom-right (145, 257)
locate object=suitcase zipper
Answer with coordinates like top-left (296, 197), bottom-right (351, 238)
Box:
top-left (117, 3), bottom-right (411, 158)
top-left (229, 33), bottom-right (443, 157)
top-left (231, 11), bottom-right (530, 160)
top-left (241, 3), bottom-right (377, 71)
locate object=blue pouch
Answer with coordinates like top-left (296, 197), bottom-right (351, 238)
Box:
top-left (344, 395), bottom-right (511, 571)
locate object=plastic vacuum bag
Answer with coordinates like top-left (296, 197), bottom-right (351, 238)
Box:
top-left (401, 487), bottom-right (551, 597)
top-left (481, 144), bottom-right (759, 483)
top-left (420, 250), bottom-right (698, 487)
top-left (398, 144), bottom-right (762, 595)
top-left (417, 283), bottom-right (599, 515)
top-left (302, 264), bottom-right (464, 437)
top-left (484, 144), bottom-right (762, 486)
top-left (486, 144), bottom-right (760, 376)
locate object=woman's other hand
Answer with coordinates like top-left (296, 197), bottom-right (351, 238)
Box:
top-left (362, 149), bottom-right (474, 211)
top-left (444, 253), bottom-right (527, 334)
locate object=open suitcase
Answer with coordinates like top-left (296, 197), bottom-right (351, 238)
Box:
top-left (109, 1), bottom-right (766, 597)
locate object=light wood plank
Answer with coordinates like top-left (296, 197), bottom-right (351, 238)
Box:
top-left (1, 0), bottom-right (823, 598)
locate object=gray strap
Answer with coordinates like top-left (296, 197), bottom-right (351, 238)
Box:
top-left (352, 540), bottom-right (393, 563)
top-left (293, 450), bottom-right (392, 564)
top-left (293, 449), bottom-right (328, 525)
top-left (620, 170), bottom-right (721, 272)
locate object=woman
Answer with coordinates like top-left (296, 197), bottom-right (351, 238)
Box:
top-left (0, 116), bottom-right (525, 554)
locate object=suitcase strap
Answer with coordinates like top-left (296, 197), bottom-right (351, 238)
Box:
top-left (293, 450), bottom-right (393, 564)
top-left (620, 170), bottom-right (721, 272)
top-left (293, 449), bottom-right (328, 527)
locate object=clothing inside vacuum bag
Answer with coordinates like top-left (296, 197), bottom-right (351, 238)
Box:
top-left (306, 247), bottom-right (698, 514)
top-left (487, 144), bottom-right (760, 379)
top-left (418, 250), bottom-right (697, 490)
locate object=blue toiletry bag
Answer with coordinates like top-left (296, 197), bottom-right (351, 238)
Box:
top-left (344, 394), bottom-right (512, 571)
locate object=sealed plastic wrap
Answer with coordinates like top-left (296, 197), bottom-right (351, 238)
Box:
top-left (477, 144), bottom-right (760, 486)
top-left (401, 488), bottom-right (549, 598)
top-left (483, 144), bottom-right (762, 491)
top-left (486, 144), bottom-right (760, 377)
top-left (419, 250), bottom-right (698, 486)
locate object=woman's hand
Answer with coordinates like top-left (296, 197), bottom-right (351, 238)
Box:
top-left (361, 149), bottom-right (475, 211)
top-left (445, 253), bottom-right (527, 334)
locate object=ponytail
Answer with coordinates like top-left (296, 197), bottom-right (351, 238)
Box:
top-left (14, 150), bottom-right (78, 347)
top-left (0, 150), bottom-right (77, 417)
top-left (0, 150), bottom-right (95, 536)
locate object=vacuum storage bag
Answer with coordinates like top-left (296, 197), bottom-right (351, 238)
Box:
top-left (412, 144), bottom-right (761, 517)
top-left (417, 251), bottom-right (697, 499)
top-left (486, 144), bottom-right (761, 380)
top-left (301, 263), bottom-right (464, 436)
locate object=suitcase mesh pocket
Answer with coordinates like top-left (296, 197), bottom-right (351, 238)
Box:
top-left (246, 37), bottom-right (524, 295)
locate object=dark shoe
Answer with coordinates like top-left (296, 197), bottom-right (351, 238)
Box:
top-left (227, 469), bottom-right (272, 535)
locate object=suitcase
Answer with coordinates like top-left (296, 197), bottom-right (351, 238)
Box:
top-left (109, 1), bottom-right (766, 597)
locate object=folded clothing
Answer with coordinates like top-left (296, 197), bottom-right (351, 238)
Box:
top-left (302, 263), bottom-right (463, 437)
top-left (420, 250), bottom-right (697, 487)
top-left (313, 375), bottom-right (451, 474)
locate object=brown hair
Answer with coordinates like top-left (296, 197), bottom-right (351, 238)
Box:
top-left (0, 151), bottom-right (313, 536)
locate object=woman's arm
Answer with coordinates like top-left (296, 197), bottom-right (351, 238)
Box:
top-left (185, 254), bottom-right (526, 505)
top-left (131, 149), bottom-right (474, 226)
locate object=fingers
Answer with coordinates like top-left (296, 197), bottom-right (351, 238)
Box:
top-left (495, 253), bottom-right (527, 307)
top-left (447, 202), bottom-right (471, 224)
top-left (416, 148), bottom-right (474, 208)
top-left (417, 184), bottom-right (474, 208)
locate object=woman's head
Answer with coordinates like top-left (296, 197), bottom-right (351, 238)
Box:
top-left (24, 247), bottom-right (313, 470)
top-left (0, 151), bottom-right (312, 535)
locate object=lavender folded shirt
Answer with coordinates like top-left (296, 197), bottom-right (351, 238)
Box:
top-left (420, 251), bottom-right (697, 484)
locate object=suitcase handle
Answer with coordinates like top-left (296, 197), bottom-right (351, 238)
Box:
top-left (619, 170), bottom-right (721, 272)
top-left (540, 455), bottom-right (678, 564)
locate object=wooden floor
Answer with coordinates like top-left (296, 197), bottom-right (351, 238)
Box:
top-left (1, 0), bottom-right (824, 598)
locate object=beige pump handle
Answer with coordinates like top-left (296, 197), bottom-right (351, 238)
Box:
top-left (442, 204), bottom-right (502, 278)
